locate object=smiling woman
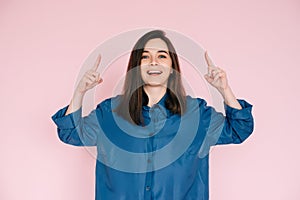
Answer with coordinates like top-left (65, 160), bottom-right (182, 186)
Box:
top-left (141, 39), bottom-right (172, 86)
top-left (116, 31), bottom-right (187, 125)
top-left (51, 29), bottom-right (254, 200)
top-left (140, 39), bottom-right (173, 106)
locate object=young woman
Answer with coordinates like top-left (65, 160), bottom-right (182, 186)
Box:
top-left (52, 30), bottom-right (254, 200)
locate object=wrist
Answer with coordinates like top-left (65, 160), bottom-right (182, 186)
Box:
top-left (218, 85), bottom-right (231, 98)
top-left (74, 90), bottom-right (86, 98)
top-left (72, 90), bottom-right (85, 106)
top-left (220, 86), bottom-right (242, 109)
top-left (219, 86), bottom-right (236, 103)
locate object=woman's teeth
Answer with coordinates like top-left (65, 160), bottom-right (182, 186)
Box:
top-left (147, 70), bottom-right (162, 75)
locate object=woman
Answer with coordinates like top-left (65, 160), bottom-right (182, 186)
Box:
top-left (52, 30), bottom-right (254, 200)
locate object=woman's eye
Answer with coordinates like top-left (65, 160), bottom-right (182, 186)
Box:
top-left (158, 55), bottom-right (167, 59)
top-left (141, 55), bottom-right (149, 59)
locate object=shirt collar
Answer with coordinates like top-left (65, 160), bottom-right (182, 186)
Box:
top-left (142, 90), bottom-right (171, 118)
top-left (142, 89), bottom-right (168, 108)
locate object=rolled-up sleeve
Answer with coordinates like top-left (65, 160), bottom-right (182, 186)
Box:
top-left (198, 98), bottom-right (254, 153)
top-left (218, 99), bottom-right (254, 144)
top-left (51, 105), bottom-right (102, 146)
top-left (197, 98), bottom-right (254, 158)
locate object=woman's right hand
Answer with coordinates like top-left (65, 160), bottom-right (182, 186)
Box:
top-left (75, 54), bottom-right (103, 95)
top-left (65, 55), bottom-right (103, 115)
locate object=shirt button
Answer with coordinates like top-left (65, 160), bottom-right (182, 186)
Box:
top-left (147, 159), bottom-right (151, 163)
top-left (146, 186), bottom-right (151, 191)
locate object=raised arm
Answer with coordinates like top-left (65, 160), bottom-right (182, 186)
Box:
top-left (204, 51), bottom-right (242, 110)
top-left (197, 51), bottom-right (253, 154)
top-left (65, 54), bottom-right (103, 115)
top-left (52, 54), bottom-right (104, 146)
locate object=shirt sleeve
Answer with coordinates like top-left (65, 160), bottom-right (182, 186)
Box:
top-left (196, 98), bottom-right (254, 158)
top-left (217, 99), bottom-right (254, 144)
top-left (200, 99), bottom-right (254, 146)
top-left (51, 104), bottom-right (103, 146)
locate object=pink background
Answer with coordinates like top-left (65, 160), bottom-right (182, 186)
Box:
top-left (1, 0), bottom-right (299, 199)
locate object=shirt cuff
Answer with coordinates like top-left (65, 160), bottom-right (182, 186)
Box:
top-left (224, 99), bottom-right (253, 119)
top-left (51, 106), bottom-right (82, 129)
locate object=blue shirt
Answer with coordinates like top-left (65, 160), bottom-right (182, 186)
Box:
top-left (52, 93), bottom-right (254, 200)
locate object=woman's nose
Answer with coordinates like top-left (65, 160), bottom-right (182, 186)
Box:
top-left (150, 56), bottom-right (158, 66)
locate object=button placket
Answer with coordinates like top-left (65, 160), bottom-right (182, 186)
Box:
top-left (152, 105), bottom-right (161, 131)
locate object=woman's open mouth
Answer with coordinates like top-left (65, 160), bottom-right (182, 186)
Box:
top-left (147, 70), bottom-right (162, 75)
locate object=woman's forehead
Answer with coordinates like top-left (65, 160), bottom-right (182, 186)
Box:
top-left (144, 38), bottom-right (169, 52)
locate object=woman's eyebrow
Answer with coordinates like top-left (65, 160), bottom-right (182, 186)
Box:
top-left (157, 50), bottom-right (169, 54)
top-left (142, 50), bottom-right (169, 54)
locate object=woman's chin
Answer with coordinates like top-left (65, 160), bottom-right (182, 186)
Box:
top-left (144, 82), bottom-right (167, 87)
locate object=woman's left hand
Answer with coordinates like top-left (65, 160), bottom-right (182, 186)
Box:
top-left (204, 51), bottom-right (228, 92)
top-left (203, 51), bottom-right (242, 109)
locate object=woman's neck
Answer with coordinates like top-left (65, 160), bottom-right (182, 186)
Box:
top-left (143, 85), bottom-right (167, 107)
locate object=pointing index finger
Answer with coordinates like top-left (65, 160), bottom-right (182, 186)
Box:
top-left (204, 51), bottom-right (215, 67)
top-left (92, 54), bottom-right (101, 71)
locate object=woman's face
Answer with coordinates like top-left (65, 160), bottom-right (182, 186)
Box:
top-left (140, 38), bottom-right (173, 87)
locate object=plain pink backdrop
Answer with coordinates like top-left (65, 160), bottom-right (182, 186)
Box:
top-left (1, 0), bottom-right (299, 199)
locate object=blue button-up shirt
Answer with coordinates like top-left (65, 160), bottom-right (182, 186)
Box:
top-left (52, 93), bottom-right (253, 200)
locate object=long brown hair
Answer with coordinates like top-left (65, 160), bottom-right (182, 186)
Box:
top-left (115, 30), bottom-right (186, 125)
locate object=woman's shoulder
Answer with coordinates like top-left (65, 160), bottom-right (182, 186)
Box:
top-left (186, 95), bottom-right (208, 106)
top-left (96, 95), bottom-right (123, 111)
